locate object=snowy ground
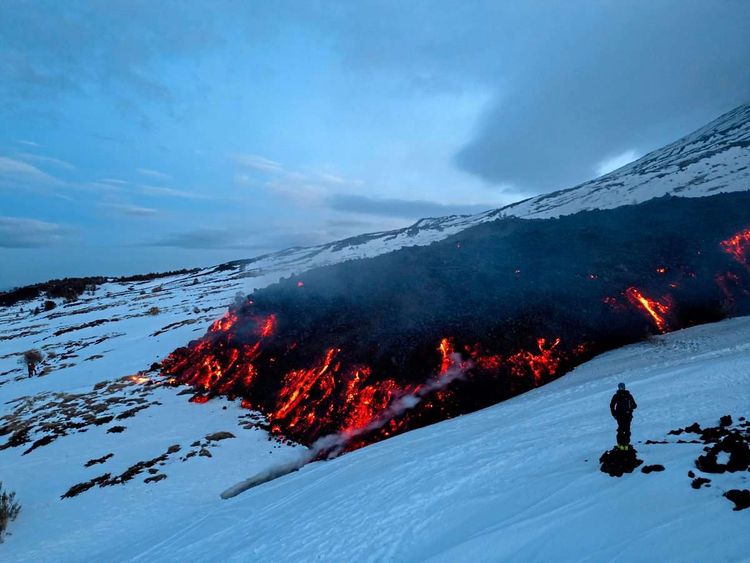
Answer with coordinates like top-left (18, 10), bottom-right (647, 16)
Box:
top-left (3, 313), bottom-right (749, 561)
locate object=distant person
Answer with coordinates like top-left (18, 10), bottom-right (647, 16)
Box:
top-left (610, 382), bottom-right (637, 450)
top-left (27, 362), bottom-right (35, 378)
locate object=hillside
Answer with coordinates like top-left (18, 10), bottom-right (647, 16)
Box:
top-left (3, 316), bottom-right (749, 561)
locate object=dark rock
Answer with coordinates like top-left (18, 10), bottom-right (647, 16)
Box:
top-left (684, 422), bottom-right (702, 434)
top-left (148, 468), bottom-right (159, 474)
top-left (198, 448), bottom-right (212, 458)
top-left (696, 431), bottom-right (750, 473)
top-left (167, 444), bottom-right (181, 454)
top-left (724, 489), bottom-right (750, 511)
top-left (641, 464), bottom-right (665, 473)
top-left (107, 425), bottom-right (126, 434)
top-left (205, 431), bottom-right (235, 442)
top-left (719, 415), bottom-right (733, 427)
top-left (687, 470), bottom-right (695, 478)
top-left (144, 474), bottom-right (167, 484)
top-left (599, 447), bottom-right (643, 477)
top-left (62, 473), bottom-right (112, 499)
top-left (85, 453), bottom-right (114, 467)
top-left (691, 477), bottom-right (711, 489)
top-left (645, 439), bottom-right (668, 445)
top-left (190, 441), bottom-right (201, 447)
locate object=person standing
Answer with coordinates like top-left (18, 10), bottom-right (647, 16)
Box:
top-left (610, 382), bottom-right (637, 450)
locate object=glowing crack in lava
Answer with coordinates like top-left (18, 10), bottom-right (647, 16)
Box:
top-left (624, 287), bottom-right (672, 333)
top-left (721, 228), bottom-right (750, 269)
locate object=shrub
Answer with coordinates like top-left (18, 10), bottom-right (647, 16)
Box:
top-left (0, 482), bottom-right (21, 542)
top-left (43, 300), bottom-right (56, 311)
top-left (22, 349), bottom-right (43, 367)
top-left (147, 306), bottom-right (160, 316)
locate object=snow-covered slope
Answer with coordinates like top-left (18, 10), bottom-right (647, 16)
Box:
top-left (3, 316), bottom-right (749, 561)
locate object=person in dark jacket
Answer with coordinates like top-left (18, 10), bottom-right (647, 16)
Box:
top-left (610, 382), bottom-right (637, 449)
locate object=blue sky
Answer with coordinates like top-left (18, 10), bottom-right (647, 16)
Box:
top-left (1, 1), bottom-right (749, 287)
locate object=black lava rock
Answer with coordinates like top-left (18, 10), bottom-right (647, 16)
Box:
top-left (724, 489), bottom-right (750, 511)
top-left (691, 477), bottom-right (711, 489)
top-left (599, 447), bottom-right (643, 477)
top-left (641, 464), bottom-right (665, 473)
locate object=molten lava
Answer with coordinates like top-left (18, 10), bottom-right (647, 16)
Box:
top-left (624, 287), bottom-right (671, 333)
top-left (720, 228), bottom-right (750, 268)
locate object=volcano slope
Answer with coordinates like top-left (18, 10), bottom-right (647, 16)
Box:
top-left (164, 191), bottom-right (750, 448)
top-left (130, 316), bottom-right (750, 562)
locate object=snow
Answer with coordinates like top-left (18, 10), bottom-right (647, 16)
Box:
top-left (3, 316), bottom-right (749, 561)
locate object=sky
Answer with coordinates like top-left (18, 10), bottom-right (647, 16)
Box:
top-left (1, 1), bottom-right (749, 288)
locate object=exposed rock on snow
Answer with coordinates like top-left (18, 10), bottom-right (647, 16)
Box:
top-left (599, 447), bottom-right (643, 477)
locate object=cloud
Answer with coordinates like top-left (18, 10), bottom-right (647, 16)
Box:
top-left (290, 2), bottom-right (750, 191)
top-left (145, 228), bottom-right (265, 250)
top-left (0, 156), bottom-right (60, 183)
top-left (326, 194), bottom-right (493, 219)
top-left (138, 184), bottom-right (205, 199)
top-left (234, 153), bottom-right (365, 205)
top-left (232, 154), bottom-right (284, 173)
top-left (596, 150), bottom-right (639, 177)
top-left (0, 216), bottom-right (68, 247)
top-left (136, 168), bottom-right (170, 180)
top-left (101, 203), bottom-right (159, 217)
top-left (15, 139), bottom-right (39, 147)
top-left (15, 152), bottom-right (76, 171)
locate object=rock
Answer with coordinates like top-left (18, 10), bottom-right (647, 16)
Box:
top-left (695, 431), bottom-right (750, 473)
top-left (107, 425), bottom-right (126, 434)
top-left (724, 489), bottom-right (750, 511)
top-left (599, 447), bottom-right (643, 477)
top-left (84, 453), bottom-right (114, 467)
top-left (205, 431), bottom-right (235, 442)
top-left (144, 474), bottom-right (167, 484)
top-left (719, 415), bottom-right (733, 427)
top-left (198, 448), bottom-right (212, 458)
top-left (691, 477), bottom-right (711, 489)
top-left (687, 470), bottom-right (695, 478)
top-left (684, 422), bottom-right (702, 434)
top-left (641, 464), bottom-right (665, 473)
top-left (167, 444), bottom-right (181, 454)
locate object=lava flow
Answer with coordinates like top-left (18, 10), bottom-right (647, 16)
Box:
top-left (161, 224), bottom-right (750, 452)
top-left (162, 308), bottom-right (574, 448)
top-left (720, 228), bottom-right (750, 269)
top-left (624, 287), bottom-right (672, 333)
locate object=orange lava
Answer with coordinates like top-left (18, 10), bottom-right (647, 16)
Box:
top-left (624, 287), bottom-right (671, 332)
top-left (720, 228), bottom-right (750, 267)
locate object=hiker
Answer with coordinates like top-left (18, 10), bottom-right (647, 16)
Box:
top-left (610, 382), bottom-right (637, 449)
top-left (27, 362), bottom-right (35, 378)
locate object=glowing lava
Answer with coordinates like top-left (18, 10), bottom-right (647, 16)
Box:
top-left (720, 228), bottom-right (750, 271)
top-left (624, 287), bottom-right (671, 333)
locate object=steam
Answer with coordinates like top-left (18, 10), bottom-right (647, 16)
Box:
top-left (221, 354), bottom-right (469, 498)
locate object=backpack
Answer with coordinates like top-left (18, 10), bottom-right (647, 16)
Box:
top-left (611, 390), bottom-right (635, 416)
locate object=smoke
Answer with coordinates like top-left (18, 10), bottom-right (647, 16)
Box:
top-left (221, 353), bottom-right (470, 498)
